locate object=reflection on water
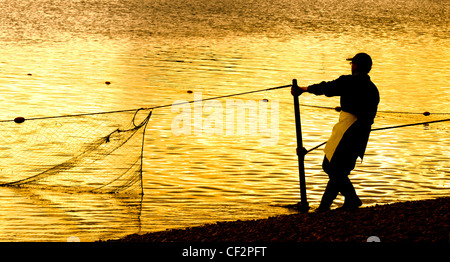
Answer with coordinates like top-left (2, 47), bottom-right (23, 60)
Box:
top-left (0, 0), bottom-right (448, 241)
top-left (0, 187), bottom-right (143, 241)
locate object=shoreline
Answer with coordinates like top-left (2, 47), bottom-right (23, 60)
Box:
top-left (111, 197), bottom-right (449, 242)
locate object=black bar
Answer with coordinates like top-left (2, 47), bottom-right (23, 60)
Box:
top-left (292, 79), bottom-right (309, 212)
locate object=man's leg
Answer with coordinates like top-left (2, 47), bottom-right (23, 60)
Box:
top-left (317, 157), bottom-right (339, 211)
top-left (318, 178), bottom-right (339, 210)
top-left (331, 139), bottom-right (361, 209)
top-left (339, 176), bottom-right (362, 208)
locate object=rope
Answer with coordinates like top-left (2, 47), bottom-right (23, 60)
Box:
top-left (377, 110), bottom-right (450, 115)
top-left (299, 104), bottom-right (450, 116)
top-left (305, 118), bottom-right (450, 154)
top-left (306, 141), bottom-right (327, 154)
top-left (1, 82), bottom-right (448, 155)
top-left (1, 82), bottom-right (448, 122)
top-left (149, 84), bottom-right (292, 110)
top-left (0, 108), bottom-right (140, 123)
top-left (371, 118), bottom-right (450, 131)
top-left (0, 84), bottom-right (293, 122)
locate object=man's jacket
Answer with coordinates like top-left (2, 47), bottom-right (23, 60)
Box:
top-left (308, 74), bottom-right (380, 161)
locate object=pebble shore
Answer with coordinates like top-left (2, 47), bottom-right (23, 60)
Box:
top-left (114, 197), bottom-right (449, 242)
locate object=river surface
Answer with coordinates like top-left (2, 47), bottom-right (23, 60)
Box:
top-left (0, 0), bottom-right (448, 241)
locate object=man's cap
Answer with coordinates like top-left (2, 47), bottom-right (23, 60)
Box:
top-left (346, 53), bottom-right (372, 64)
top-left (346, 53), bottom-right (372, 73)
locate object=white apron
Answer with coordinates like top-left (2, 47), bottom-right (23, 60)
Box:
top-left (324, 111), bottom-right (358, 162)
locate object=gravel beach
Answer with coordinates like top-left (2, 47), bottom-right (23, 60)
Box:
top-left (114, 197), bottom-right (449, 242)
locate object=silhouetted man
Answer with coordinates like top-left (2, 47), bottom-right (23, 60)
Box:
top-left (292, 53), bottom-right (379, 211)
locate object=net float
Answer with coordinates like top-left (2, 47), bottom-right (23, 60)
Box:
top-left (14, 117), bottom-right (25, 124)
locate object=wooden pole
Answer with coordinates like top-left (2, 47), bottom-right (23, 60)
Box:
top-left (292, 79), bottom-right (309, 212)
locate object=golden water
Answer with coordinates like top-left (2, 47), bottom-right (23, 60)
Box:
top-left (0, 0), bottom-right (448, 241)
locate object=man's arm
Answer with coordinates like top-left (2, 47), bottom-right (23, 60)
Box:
top-left (291, 85), bottom-right (308, 96)
top-left (292, 76), bottom-right (347, 97)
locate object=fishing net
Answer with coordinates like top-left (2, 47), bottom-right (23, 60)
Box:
top-left (300, 103), bottom-right (450, 132)
top-left (0, 82), bottom-right (447, 196)
top-left (373, 111), bottom-right (450, 131)
top-left (0, 108), bottom-right (152, 194)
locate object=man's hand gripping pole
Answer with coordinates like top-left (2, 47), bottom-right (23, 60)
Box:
top-left (292, 79), bottom-right (309, 212)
